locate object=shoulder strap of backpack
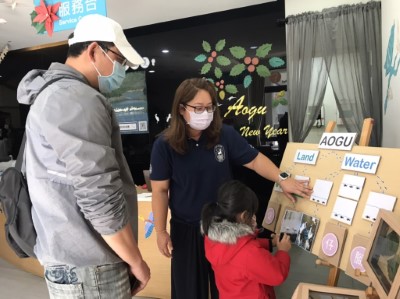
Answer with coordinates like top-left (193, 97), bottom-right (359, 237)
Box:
top-left (16, 76), bottom-right (85, 172)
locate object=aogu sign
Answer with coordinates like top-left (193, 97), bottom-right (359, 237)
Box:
top-left (318, 133), bottom-right (357, 151)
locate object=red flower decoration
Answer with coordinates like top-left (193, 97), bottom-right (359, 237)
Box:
top-left (32, 0), bottom-right (61, 37)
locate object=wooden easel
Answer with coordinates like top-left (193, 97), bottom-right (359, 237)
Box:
top-left (315, 118), bottom-right (375, 287)
top-left (354, 269), bottom-right (380, 299)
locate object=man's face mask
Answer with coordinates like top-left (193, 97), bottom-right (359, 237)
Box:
top-left (92, 47), bottom-right (126, 94)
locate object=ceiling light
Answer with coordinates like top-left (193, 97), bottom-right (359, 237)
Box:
top-left (161, 49), bottom-right (169, 53)
top-left (0, 18), bottom-right (7, 24)
top-left (148, 70), bottom-right (155, 73)
top-left (250, 46), bottom-right (257, 49)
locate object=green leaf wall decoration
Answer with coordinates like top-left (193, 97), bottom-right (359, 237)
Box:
top-left (215, 67), bottom-right (223, 79)
top-left (215, 39), bottom-right (226, 51)
top-left (229, 46), bottom-right (246, 59)
top-left (202, 41), bottom-right (211, 53)
top-left (201, 63), bottom-right (212, 74)
top-left (225, 84), bottom-right (238, 94)
top-left (230, 64), bottom-right (245, 76)
top-left (269, 56), bottom-right (285, 68)
top-left (216, 55), bottom-right (231, 66)
top-left (244, 75), bottom-right (252, 88)
top-left (256, 43), bottom-right (272, 58)
top-left (256, 65), bottom-right (271, 77)
top-left (194, 54), bottom-right (207, 62)
top-left (194, 39), bottom-right (279, 97)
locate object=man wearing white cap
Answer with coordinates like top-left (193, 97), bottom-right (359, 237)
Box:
top-left (17, 14), bottom-right (150, 298)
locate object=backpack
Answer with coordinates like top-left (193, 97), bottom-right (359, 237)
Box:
top-left (0, 77), bottom-right (65, 258)
top-left (0, 150), bottom-right (36, 258)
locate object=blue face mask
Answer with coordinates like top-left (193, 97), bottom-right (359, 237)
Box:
top-left (92, 49), bottom-right (126, 94)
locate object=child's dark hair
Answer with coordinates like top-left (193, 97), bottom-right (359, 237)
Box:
top-left (201, 180), bottom-right (258, 235)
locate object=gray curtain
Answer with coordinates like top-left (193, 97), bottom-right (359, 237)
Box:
top-left (286, 1), bottom-right (382, 146)
top-left (321, 2), bottom-right (382, 146)
top-left (286, 14), bottom-right (329, 142)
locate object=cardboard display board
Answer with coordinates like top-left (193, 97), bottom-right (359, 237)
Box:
top-left (345, 234), bottom-right (371, 285)
top-left (318, 222), bottom-right (347, 267)
top-left (266, 142), bottom-right (400, 282)
top-left (262, 201), bottom-right (281, 232)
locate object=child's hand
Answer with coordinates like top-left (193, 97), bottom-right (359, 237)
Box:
top-left (271, 233), bottom-right (278, 247)
top-left (277, 233), bottom-right (291, 252)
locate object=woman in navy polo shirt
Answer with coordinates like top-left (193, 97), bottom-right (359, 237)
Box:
top-left (150, 78), bottom-right (312, 299)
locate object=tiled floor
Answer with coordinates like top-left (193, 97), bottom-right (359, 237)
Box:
top-left (0, 258), bottom-right (49, 299)
top-left (1, 249), bottom-right (367, 299)
top-left (0, 258), bottom-right (158, 299)
top-left (274, 245), bottom-right (366, 298)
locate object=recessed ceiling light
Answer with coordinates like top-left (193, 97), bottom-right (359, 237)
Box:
top-left (161, 49), bottom-right (169, 53)
top-left (148, 70), bottom-right (155, 73)
top-left (0, 18), bottom-right (7, 24)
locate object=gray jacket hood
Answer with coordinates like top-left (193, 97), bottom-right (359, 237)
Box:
top-left (17, 62), bottom-right (88, 105)
top-left (203, 219), bottom-right (254, 244)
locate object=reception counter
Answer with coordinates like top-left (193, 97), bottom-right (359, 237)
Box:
top-left (0, 189), bottom-right (171, 299)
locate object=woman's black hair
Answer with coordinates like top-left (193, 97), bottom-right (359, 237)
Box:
top-left (201, 180), bottom-right (258, 235)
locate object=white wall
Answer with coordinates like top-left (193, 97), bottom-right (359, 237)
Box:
top-left (285, 0), bottom-right (375, 137)
top-left (382, 0), bottom-right (400, 148)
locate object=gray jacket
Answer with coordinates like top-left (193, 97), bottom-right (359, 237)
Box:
top-left (17, 62), bottom-right (138, 267)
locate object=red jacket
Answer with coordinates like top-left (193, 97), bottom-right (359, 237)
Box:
top-left (204, 221), bottom-right (290, 299)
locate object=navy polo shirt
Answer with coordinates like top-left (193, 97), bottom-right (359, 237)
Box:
top-left (150, 124), bottom-right (259, 224)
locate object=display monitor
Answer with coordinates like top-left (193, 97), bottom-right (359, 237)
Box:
top-left (292, 282), bottom-right (366, 299)
top-left (363, 209), bottom-right (400, 299)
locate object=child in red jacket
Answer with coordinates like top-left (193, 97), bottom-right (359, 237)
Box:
top-left (201, 180), bottom-right (291, 299)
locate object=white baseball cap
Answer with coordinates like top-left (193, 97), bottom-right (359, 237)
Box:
top-left (68, 14), bottom-right (144, 67)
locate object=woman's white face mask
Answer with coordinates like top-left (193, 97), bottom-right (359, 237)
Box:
top-left (186, 109), bottom-right (214, 131)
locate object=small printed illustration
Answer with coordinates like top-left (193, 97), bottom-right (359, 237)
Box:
top-left (280, 209), bottom-right (320, 252)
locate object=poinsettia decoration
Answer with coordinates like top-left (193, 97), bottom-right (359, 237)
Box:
top-left (30, 0), bottom-right (61, 37)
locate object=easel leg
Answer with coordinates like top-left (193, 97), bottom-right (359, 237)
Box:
top-left (327, 266), bottom-right (340, 287)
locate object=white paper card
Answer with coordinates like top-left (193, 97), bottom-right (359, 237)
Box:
top-left (338, 174), bottom-right (366, 201)
top-left (341, 153), bottom-right (380, 174)
top-left (294, 175), bottom-right (310, 185)
top-left (319, 133), bottom-right (357, 150)
top-left (310, 179), bottom-right (334, 205)
top-left (273, 182), bottom-right (283, 193)
top-left (362, 205), bottom-right (380, 222)
top-left (362, 192), bottom-right (397, 222)
top-left (294, 149), bottom-right (319, 165)
top-left (331, 196), bottom-right (358, 225)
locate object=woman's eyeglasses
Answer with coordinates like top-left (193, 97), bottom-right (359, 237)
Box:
top-left (184, 104), bottom-right (216, 114)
